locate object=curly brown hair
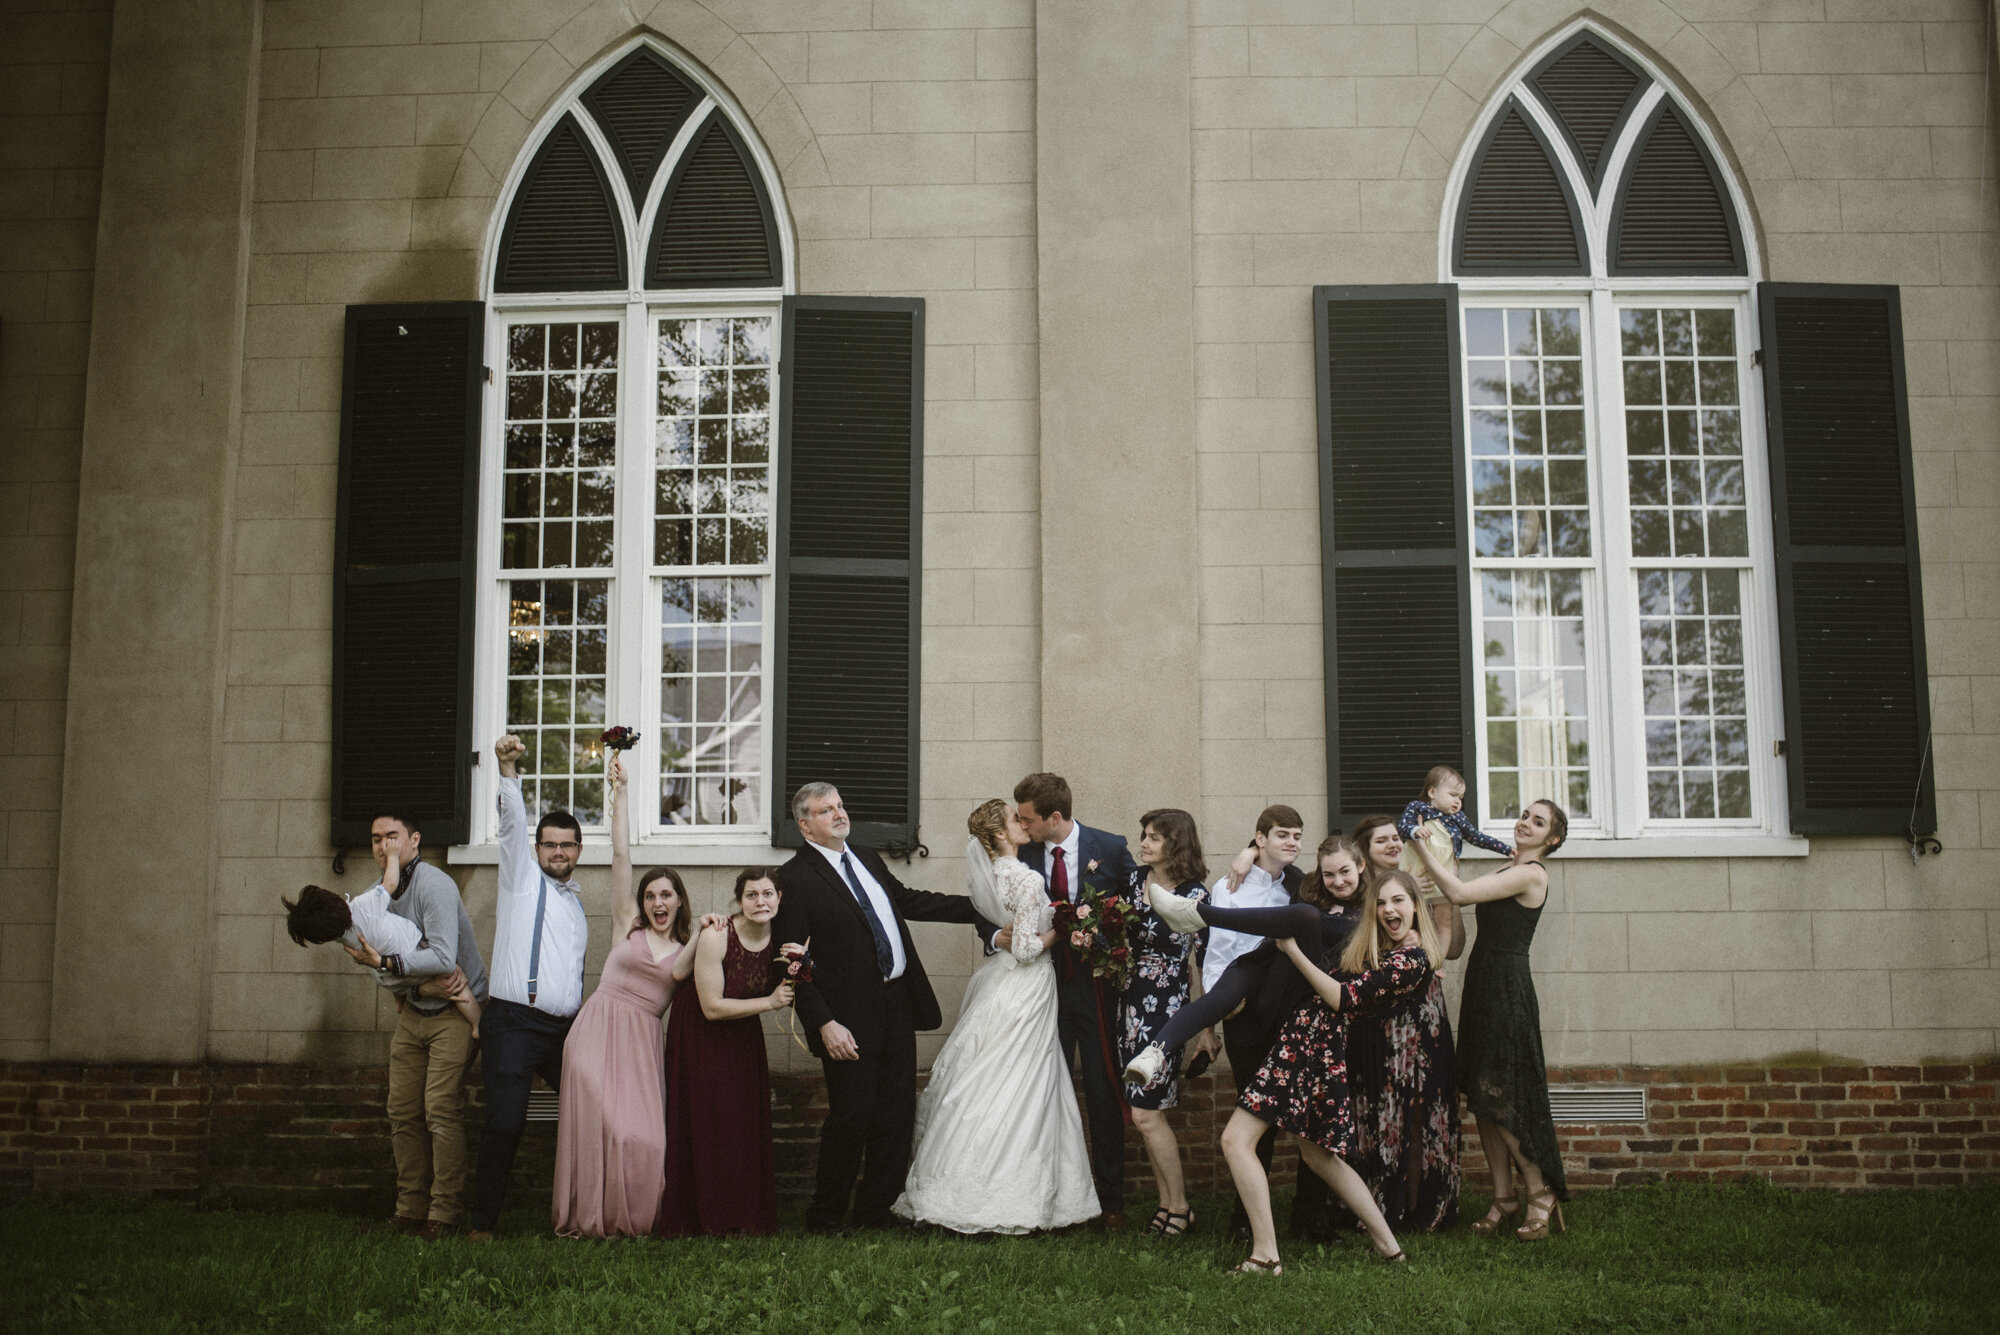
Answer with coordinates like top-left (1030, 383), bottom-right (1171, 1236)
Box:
top-left (1139, 808), bottom-right (1206, 886)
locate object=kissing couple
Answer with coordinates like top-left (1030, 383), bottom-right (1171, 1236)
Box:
top-left (890, 774), bottom-right (1139, 1234)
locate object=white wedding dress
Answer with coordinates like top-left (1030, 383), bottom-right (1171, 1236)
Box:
top-left (892, 850), bottom-right (1100, 1234)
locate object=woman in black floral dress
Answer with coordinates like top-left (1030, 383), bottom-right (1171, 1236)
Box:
top-left (1347, 814), bottom-right (1461, 1233)
top-left (1115, 808), bottom-right (1207, 1237)
top-left (1218, 872), bottom-right (1441, 1273)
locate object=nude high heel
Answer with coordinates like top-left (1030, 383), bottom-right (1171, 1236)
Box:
top-left (1515, 1188), bottom-right (1565, 1241)
top-left (1469, 1195), bottom-right (1518, 1237)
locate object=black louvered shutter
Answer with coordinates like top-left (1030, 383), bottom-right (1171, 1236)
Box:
top-left (494, 113), bottom-right (626, 293)
top-left (1454, 97), bottom-right (1588, 276)
top-left (1759, 284), bottom-right (1934, 836)
top-left (1610, 103), bottom-right (1745, 275)
top-left (333, 303), bottom-right (484, 846)
top-left (1316, 286), bottom-right (1476, 830)
top-left (771, 297), bottom-right (923, 849)
top-left (647, 111), bottom-right (781, 288)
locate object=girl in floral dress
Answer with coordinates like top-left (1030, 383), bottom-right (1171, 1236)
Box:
top-left (1115, 808), bottom-right (1208, 1238)
top-left (1218, 872), bottom-right (1440, 1273)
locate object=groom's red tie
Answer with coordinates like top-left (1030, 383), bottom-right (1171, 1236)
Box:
top-left (1051, 847), bottom-right (1069, 903)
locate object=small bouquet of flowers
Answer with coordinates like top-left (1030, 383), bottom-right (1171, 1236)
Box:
top-left (600, 725), bottom-right (640, 752)
top-left (772, 940), bottom-right (814, 988)
top-left (1051, 876), bottom-right (1138, 991)
top-left (773, 940), bottom-right (815, 1054)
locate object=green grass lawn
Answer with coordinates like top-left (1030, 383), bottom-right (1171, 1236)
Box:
top-left (7, 1184), bottom-right (1997, 1334)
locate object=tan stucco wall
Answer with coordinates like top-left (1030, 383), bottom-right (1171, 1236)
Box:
top-left (14, 0), bottom-right (1998, 1069)
top-left (0, 0), bottom-right (111, 1062)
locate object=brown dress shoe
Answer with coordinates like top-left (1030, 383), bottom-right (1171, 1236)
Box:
top-left (415, 1220), bottom-right (458, 1242)
top-left (1100, 1210), bottom-right (1126, 1234)
top-left (362, 1215), bottom-right (425, 1236)
top-left (464, 1228), bottom-right (496, 1243)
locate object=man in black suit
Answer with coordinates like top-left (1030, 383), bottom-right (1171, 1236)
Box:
top-left (774, 781), bottom-right (981, 1232)
top-left (981, 772), bottom-right (1140, 1231)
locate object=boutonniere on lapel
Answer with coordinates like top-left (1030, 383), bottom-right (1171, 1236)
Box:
top-left (1086, 859), bottom-right (1101, 878)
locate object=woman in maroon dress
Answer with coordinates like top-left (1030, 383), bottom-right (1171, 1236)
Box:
top-left (658, 867), bottom-right (795, 1236)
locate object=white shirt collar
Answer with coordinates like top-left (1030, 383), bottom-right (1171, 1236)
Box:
top-left (1044, 822), bottom-right (1082, 869)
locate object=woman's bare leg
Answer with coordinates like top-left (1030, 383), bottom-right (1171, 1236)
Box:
top-left (1477, 1115), bottom-right (1545, 1200)
top-left (1220, 1109), bottom-right (1279, 1263)
top-left (1131, 1108), bottom-right (1187, 1215)
top-left (1299, 1141), bottom-right (1401, 1258)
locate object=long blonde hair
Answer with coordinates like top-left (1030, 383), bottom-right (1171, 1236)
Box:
top-left (1339, 869), bottom-right (1441, 974)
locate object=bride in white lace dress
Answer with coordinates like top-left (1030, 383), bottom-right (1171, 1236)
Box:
top-left (892, 800), bottom-right (1100, 1234)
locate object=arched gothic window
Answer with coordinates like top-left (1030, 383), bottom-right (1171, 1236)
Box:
top-left (1444, 29), bottom-right (1769, 839)
top-left (480, 41), bottom-right (792, 838)
top-left (1315, 25), bottom-right (1934, 850)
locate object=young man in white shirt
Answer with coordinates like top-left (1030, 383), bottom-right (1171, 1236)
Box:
top-left (466, 733), bottom-right (590, 1240)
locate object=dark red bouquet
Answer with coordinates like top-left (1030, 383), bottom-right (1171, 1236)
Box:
top-left (1051, 882), bottom-right (1139, 991)
top-left (600, 725), bottom-right (640, 752)
top-left (773, 940), bottom-right (814, 987)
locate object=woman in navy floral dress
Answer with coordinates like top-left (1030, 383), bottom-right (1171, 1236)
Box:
top-left (1218, 871), bottom-right (1441, 1273)
top-left (1115, 808), bottom-right (1207, 1238)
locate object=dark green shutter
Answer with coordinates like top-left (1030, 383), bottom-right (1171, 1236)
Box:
top-left (1759, 283), bottom-right (1935, 836)
top-left (332, 302), bottom-right (484, 846)
top-left (1315, 286), bottom-right (1476, 831)
top-left (771, 296), bottom-right (923, 850)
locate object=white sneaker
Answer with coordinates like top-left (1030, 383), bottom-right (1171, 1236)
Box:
top-left (1124, 1043), bottom-right (1166, 1086)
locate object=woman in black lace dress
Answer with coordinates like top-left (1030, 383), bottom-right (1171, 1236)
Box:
top-left (1413, 800), bottom-right (1569, 1242)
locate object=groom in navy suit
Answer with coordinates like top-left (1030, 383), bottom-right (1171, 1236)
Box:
top-left (980, 772), bottom-right (1139, 1231)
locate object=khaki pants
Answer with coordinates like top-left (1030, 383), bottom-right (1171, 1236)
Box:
top-left (387, 1005), bottom-right (475, 1224)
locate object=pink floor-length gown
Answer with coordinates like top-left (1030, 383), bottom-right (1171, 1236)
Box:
top-left (551, 929), bottom-right (685, 1237)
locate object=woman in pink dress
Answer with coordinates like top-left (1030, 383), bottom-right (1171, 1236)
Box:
top-left (658, 867), bottom-right (795, 1236)
top-left (551, 756), bottom-right (695, 1238)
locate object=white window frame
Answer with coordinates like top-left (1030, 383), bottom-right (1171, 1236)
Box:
top-left (1442, 23), bottom-right (1803, 856)
top-left (454, 37), bottom-right (799, 864)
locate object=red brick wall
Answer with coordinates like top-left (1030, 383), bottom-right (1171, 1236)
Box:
top-left (3, 1060), bottom-right (1996, 1208)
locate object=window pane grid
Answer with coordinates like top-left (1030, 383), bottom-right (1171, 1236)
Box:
top-left (1479, 570), bottom-right (1593, 824)
top-left (506, 578), bottom-right (610, 826)
top-left (504, 321), bottom-right (620, 573)
top-left (1466, 306), bottom-right (1591, 560)
top-left (1639, 569), bottom-right (1751, 821)
top-left (1620, 307), bottom-right (1747, 561)
top-left (660, 576), bottom-right (764, 828)
top-left (654, 316), bottom-right (773, 569)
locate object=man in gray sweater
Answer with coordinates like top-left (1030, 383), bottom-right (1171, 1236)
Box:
top-left (342, 809), bottom-right (488, 1240)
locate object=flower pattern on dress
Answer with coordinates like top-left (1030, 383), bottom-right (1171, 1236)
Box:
top-left (1114, 869), bottom-right (1205, 1111)
top-left (1237, 946), bottom-right (1434, 1158)
top-left (1344, 972), bottom-right (1461, 1232)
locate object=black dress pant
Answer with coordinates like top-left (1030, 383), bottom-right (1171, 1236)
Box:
top-left (468, 998), bottom-right (571, 1232)
top-left (809, 977), bottom-right (917, 1230)
top-left (1056, 971), bottom-right (1125, 1214)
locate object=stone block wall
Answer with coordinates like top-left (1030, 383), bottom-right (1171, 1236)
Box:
top-left (0, 0), bottom-right (111, 1063)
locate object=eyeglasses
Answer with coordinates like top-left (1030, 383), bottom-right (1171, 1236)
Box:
top-left (536, 841), bottom-right (582, 852)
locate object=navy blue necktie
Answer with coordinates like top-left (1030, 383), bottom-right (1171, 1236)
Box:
top-left (841, 852), bottom-right (895, 978)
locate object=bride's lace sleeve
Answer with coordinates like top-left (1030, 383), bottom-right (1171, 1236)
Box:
top-left (1002, 861), bottom-right (1048, 963)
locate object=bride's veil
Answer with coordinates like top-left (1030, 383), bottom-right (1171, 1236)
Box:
top-left (964, 836), bottom-right (1009, 926)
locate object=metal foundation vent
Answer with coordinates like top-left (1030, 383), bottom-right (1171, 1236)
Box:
top-left (526, 1090), bottom-right (561, 1122)
top-left (1548, 1086), bottom-right (1646, 1123)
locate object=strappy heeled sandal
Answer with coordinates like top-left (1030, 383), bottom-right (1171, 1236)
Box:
top-left (1469, 1195), bottom-right (1518, 1236)
top-left (1160, 1208), bottom-right (1193, 1238)
top-left (1372, 1247), bottom-right (1408, 1264)
top-left (1230, 1256), bottom-right (1282, 1276)
top-left (1515, 1188), bottom-right (1566, 1242)
top-left (1143, 1206), bottom-right (1173, 1236)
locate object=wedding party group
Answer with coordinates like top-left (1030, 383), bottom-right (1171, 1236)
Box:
top-left (284, 741), bottom-right (1573, 1274)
